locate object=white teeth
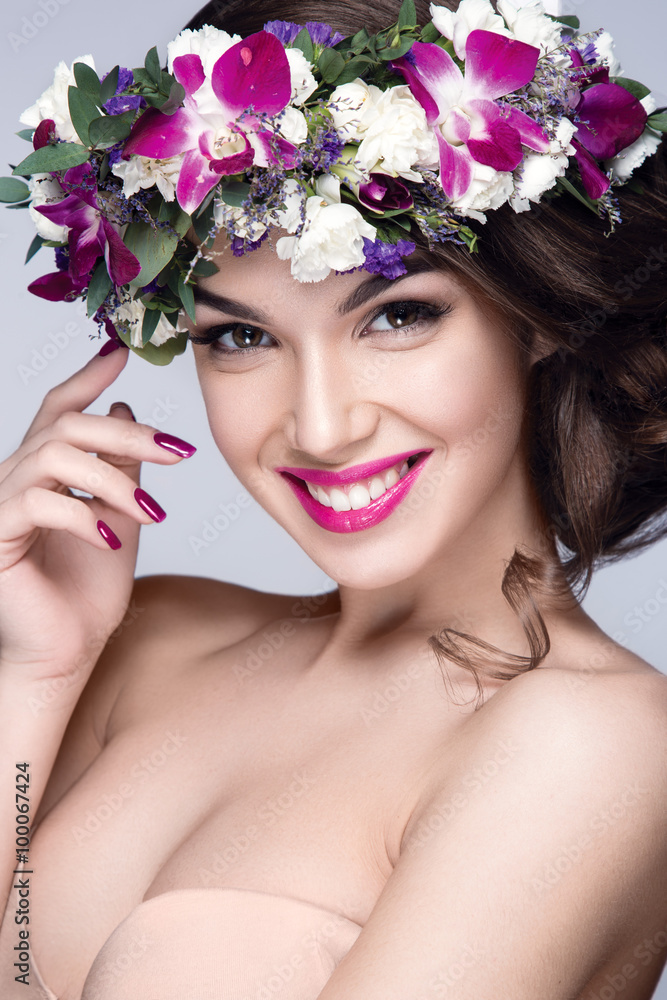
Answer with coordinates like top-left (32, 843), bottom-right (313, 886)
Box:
top-left (329, 488), bottom-right (352, 512)
top-left (369, 476), bottom-right (387, 500)
top-left (348, 484), bottom-right (371, 509)
top-left (384, 467), bottom-right (400, 489)
top-left (399, 461), bottom-right (409, 478)
top-left (316, 486), bottom-right (332, 507)
top-left (307, 481), bottom-right (319, 499)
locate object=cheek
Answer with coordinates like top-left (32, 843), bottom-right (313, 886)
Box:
top-left (196, 368), bottom-right (271, 473)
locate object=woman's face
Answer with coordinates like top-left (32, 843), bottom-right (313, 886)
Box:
top-left (189, 238), bottom-right (543, 590)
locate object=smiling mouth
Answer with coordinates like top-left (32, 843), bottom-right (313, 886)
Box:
top-left (282, 452), bottom-right (427, 512)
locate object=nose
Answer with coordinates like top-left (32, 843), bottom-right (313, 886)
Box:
top-left (284, 338), bottom-right (379, 462)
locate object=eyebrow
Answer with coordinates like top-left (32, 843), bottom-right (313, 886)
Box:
top-left (191, 258), bottom-right (444, 323)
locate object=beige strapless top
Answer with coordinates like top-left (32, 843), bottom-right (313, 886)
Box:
top-left (31, 887), bottom-right (363, 1000)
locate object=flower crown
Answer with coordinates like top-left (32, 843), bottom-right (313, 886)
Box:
top-left (2, 0), bottom-right (664, 365)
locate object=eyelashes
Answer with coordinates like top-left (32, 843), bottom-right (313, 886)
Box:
top-left (189, 299), bottom-right (452, 357)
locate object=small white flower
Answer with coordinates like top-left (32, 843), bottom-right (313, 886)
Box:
top-left (285, 48), bottom-right (318, 105)
top-left (112, 294), bottom-right (186, 349)
top-left (430, 0), bottom-right (509, 60)
top-left (20, 55), bottom-right (97, 144)
top-left (277, 106), bottom-right (309, 146)
top-left (271, 178), bottom-right (306, 233)
top-left (593, 31), bottom-right (622, 78)
top-left (276, 174), bottom-right (377, 282)
top-left (111, 154), bottom-right (184, 202)
top-left (167, 25), bottom-right (240, 78)
top-left (28, 174), bottom-right (68, 241)
top-left (450, 161), bottom-right (514, 218)
top-left (510, 119), bottom-right (576, 212)
top-left (329, 80), bottom-right (437, 181)
top-left (496, 0), bottom-right (563, 55)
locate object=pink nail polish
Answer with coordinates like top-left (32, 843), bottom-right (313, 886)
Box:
top-left (153, 432), bottom-right (197, 458)
top-left (97, 520), bottom-right (122, 550)
top-left (134, 487), bottom-right (167, 523)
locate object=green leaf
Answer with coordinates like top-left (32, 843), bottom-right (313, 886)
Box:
top-left (68, 86), bottom-right (100, 146)
top-left (157, 199), bottom-right (192, 238)
top-left (123, 221), bottom-right (179, 287)
top-left (157, 80), bottom-right (186, 115)
top-left (159, 70), bottom-right (178, 97)
top-left (131, 67), bottom-right (154, 88)
top-left (100, 65), bottom-right (120, 104)
top-left (546, 13), bottom-right (579, 29)
top-left (12, 142), bottom-right (90, 176)
top-left (293, 27), bottom-right (314, 63)
top-left (334, 56), bottom-right (377, 87)
top-left (141, 303), bottom-right (162, 345)
top-left (218, 181), bottom-right (251, 208)
top-left (0, 177), bottom-right (30, 202)
top-left (378, 36), bottom-right (415, 60)
top-left (128, 328), bottom-right (189, 365)
top-left (647, 112), bottom-right (667, 132)
top-left (86, 260), bottom-right (113, 317)
top-left (318, 48), bottom-right (346, 84)
top-left (192, 257), bottom-right (219, 276)
top-left (73, 62), bottom-right (102, 103)
top-left (25, 234), bottom-right (45, 263)
top-left (398, 0), bottom-right (417, 29)
top-left (15, 128), bottom-right (35, 142)
top-left (613, 76), bottom-right (651, 101)
top-left (178, 275), bottom-right (196, 324)
top-left (349, 28), bottom-right (370, 54)
top-left (420, 21), bottom-right (440, 43)
top-left (145, 46), bottom-right (162, 87)
top-left (6, 201), bottom-right (30, 210)
top-left (88, 110), bottom-right (136, 147)
top-left (192, 197), bottom-right (216, 242)
top-left (556, 175), bottom-right (599, 214)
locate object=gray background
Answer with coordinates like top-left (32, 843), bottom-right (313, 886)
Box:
top-left (1, 0), bottom-right (666, 992)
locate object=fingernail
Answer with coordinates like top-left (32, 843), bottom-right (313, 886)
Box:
top-left (97, 520), bottom-right (122, 550)
top-left (110, 401), bottom-right (137, 421)
top-left (134, 487), bottom-right (167, 523)
top-left (98, 339), bottom-right (129, 357)
top-left (153, 432), bottom-right (197, 458)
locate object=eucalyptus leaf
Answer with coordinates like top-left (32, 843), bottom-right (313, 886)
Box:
top-left (350, 28), bottom-right (369, 54)
top-left (378, 36), bottom-right (415, 60)
top-left (68, 86), bottom-right (100, 146)
top-left (88, 111), bottom-right (135, 147)
top-left (25, 234), bottom-right (45, 263)
top-left (140, 303), bottom-right (161, 345)
top-left (131, 328), bottom-right (189, 365)
top-left (100, 65), bottom-right (120, 104)
top-left (73, 62), bottom-right (102, 103)
top-left (334, 56), bottom-right (377, 86)
top-left (145, 46), bottom-right (162, 87)
top-left (192, 258), bottom-right (219, 276)
top-left (318, 48), bottom-right (346, 84)
top-left (178, 275), bottom-right (196, 324)
top-left (132, 68), bottom-right (154, 88)
top-left (420, 21), bottom-right (440, 43)
top-left (398, 0), bottom-right (417, 29)
top-left (0, 177), bottom-right (30, 203)
top-left (12, 142), bottom-right (90, 176)
top-left (647, 112), bottom-right (667, 132)
top-left (124, 221), bottom-right (179, 287)
top-left (613, 77), bottom-right (651, 101)
top-left (157, 81), bottom-right (186, 116)
top-left (293, 28), bottom-right (314, 63)
top-left (192, 198), bottom-right (216, 242)
top-left (86, 260), bottom-right (113, 317)
top-left (15, 128), bottom-right (35, 142)
top-left (547, 14), bottom-right (580, 29)
top-left (218, 181), bottom-right (251, 208)
top-left (157, 199), bottom-right (192, 238)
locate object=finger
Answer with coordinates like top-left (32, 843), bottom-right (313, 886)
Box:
top-left (0, 440), bottom-right (164, 526)
top-left (23, 342), bottom-right (130, 442)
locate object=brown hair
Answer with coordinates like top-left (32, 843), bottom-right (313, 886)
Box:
top-left (186, 0), bottom-right (667, 708)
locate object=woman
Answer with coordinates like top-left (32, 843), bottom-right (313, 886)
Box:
top-left (1, 1), bottom-right (667, 998)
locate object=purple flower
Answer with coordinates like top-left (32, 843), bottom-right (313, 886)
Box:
top-left (123, 31), bottom-right (298, 214)
top-left (304, 22), bottom-right (345, 47)
top-left (34, 163), bottom-right (141, 285)
top-left (54, 246), bottom-right (69, 272)
top-left (231, 230), bottom-right (268, 256)
top-left (362, 237), bottom-right (416, 279)
top-left (103, 94), bottom-right (145, 115)
top-left (359, 174), bottom-right (413, 213)
top-left (393, 30), bottom-right (550, 201)
top-left (263, 20), bottom-right (303, 46)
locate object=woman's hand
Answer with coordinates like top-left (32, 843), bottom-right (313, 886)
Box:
top-left (0, 344), bottom-right (196, 686)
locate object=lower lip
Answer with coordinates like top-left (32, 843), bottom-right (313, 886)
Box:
top-left (279, 452), bottom-right (433, 534)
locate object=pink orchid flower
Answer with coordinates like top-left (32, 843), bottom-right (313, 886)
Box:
top-left (35, 163), bottom-right (141, 286)
top-left (567, 49), bottom-right (648, 199)
top-left (122, 30), bottom-right (299, 214)
top-left (393, 30), bottom-right (550, 201)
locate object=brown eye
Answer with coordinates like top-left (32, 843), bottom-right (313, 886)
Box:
top-left (230, 324), bottom-right (265, 348)
top-left (385, 304), bottom-right (421, 328)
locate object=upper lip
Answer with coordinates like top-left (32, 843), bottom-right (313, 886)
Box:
top-left (275, 450), bottom-right (431, 487)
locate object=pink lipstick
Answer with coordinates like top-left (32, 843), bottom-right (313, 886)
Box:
top-left (276, 450), bottom-right (433, 534)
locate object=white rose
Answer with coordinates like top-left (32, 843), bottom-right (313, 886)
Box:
top-left (112, 294), bottom-right (186, 349)
top-left (450, 161), bottom-right (514, 219)
top-left (276, 174), bottom-right (376, 282)
top-left (277, 106), bottom-right (309, 145)
top-left (28, 174), bottom-right (68, 241)
top-left (20, 55), bottom-right (97, 144)
top-left (593, 30), bottom-right (622, 78)
top-left (285, 48), bottom-right (318, 105)
top-left (327, 81), bottom-right (373, 142)
top-left (496, 0), bottom-right (563, 54)
top-left (111, 154), bottom-right (184, 202)
top-left (167, 25), bottom-right (240, 78)
top-left (430, 0), bottom-right (510, 60)
top-left (354, 85), bottom-right (439, 180)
